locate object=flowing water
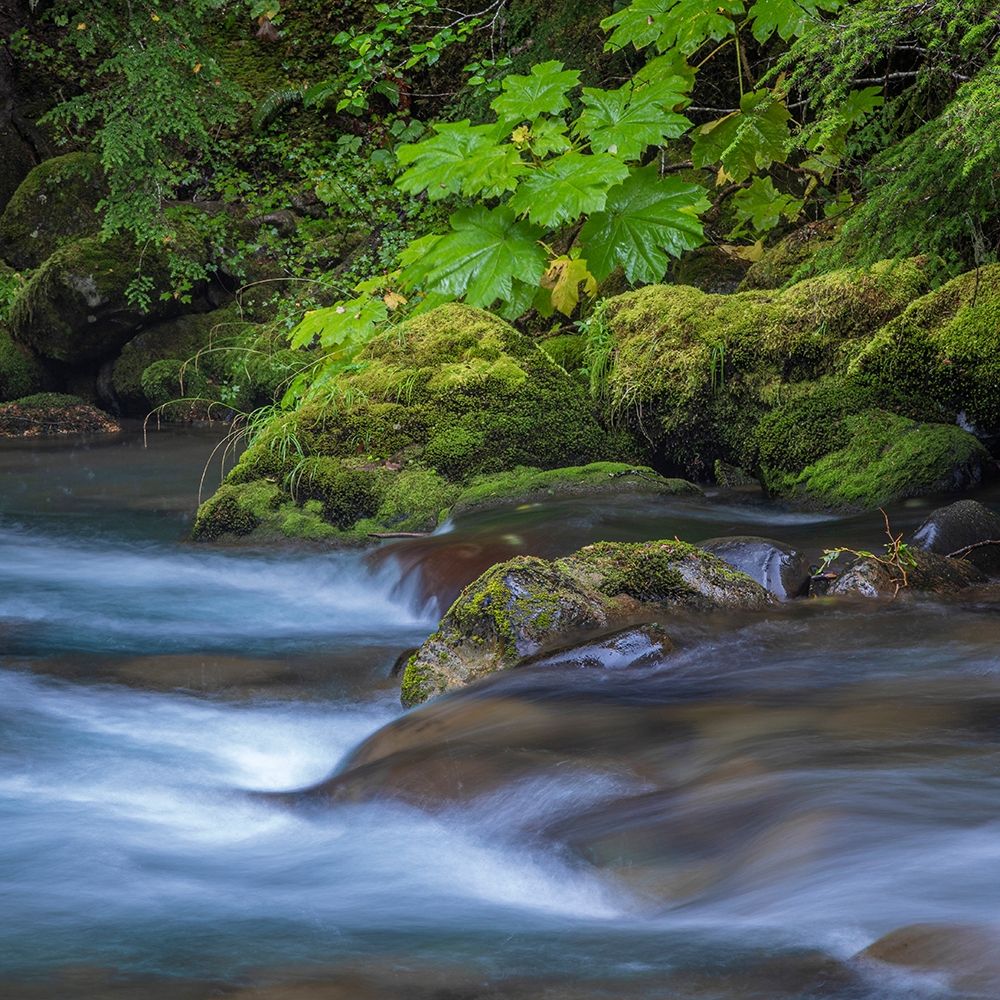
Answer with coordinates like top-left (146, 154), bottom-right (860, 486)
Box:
top-left (2, 426), bottom-right (999, 999)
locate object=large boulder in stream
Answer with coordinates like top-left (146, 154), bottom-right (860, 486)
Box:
top-left (828, 548), bottom-right (987, 599)
top-left (0, 392), bottom-right (120, 436)
top-left (400, 539), bottom-right (771, 706)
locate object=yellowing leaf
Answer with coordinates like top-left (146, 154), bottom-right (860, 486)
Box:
top-left (76, 22), bottom-right (87, 30)
top-left (192, 63), bottom-right (203, 74)
top-left (151, 13), bottom-right (161, 21)
top-left (383, 290), bottom-right (408, 310)
top-left (543, 256), bottom-right (598, 316)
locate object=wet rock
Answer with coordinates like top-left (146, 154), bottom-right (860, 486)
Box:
top-left (857, 923), bottom-right (1000, 996)
top-left (913, 499), bottom-right (1000, 575)
top-left (0, 318), bottom-right (52, 402)
top-left (520, 624), bottom-right (673, 672)
top-left (0, 392), bottom-right (120, 436)
top-left (401, 540), bottom-right (771, 705)
top-left (828, 548), bottom-right (987, 599)
top-left (699, 536), bottom-right (811, 599)
top-left (0, 152), bottom-right (106, 269)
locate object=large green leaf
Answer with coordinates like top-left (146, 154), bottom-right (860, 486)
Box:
top-left (490, 60), bottom-right (582, 123)
top-left (602, 0), bottom-right (745, 55)
top-left (748, 0), bottom-right (843, 43)
top-left (289, 295), bottom-right (388, 351)
top-left (422, 207), bottom-right (547, 309)
top-left (691, 90), bottom-right (792, 182)
top-left (579, 165), bottom-right (709, 284)
top-left (576, 82), bottom-right (690, 160)
top-left (732, 176), bottom-right (803, 232)
top-left (508, 153), bottom-right (629, 227)
top-left (396, 120), bottom-right (525, 200)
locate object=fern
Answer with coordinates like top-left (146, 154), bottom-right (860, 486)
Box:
top-left (253, 88), bottom-right (303, 131)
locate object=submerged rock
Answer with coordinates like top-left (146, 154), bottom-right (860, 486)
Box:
top-left (0, 153), bottom-right (105, 269)
top-left (913, 499), bottom-right (1000, 575)
top-left (857, 923), bottom-right (1000, 996)
top-left (0, 392), bottom-right (120, 436)
top-left (828, 548), bottom-right (987, 599)
top-left (699, 536), bottom-right (811, 599)
top-left (401, 539), bottom-right (770, 705)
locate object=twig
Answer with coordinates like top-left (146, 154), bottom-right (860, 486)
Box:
top-left (946, 539), bottom-right (1000, 560)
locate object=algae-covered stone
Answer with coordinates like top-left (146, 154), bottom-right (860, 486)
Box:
top-left (401, 539), bottom-right (771, 705)
top-left (0, 392), bottom-right (120, 437)
top-left (598, 259), bottom-right (929, 477)
top-left (0, 153), bottom-right (106, 269)
top-left (829, 548), bottom-right (987, 599)
top-left (850, 264), bottom-right (1000, 439)
top-left (769, 410), bottom-right (989, 511)
top-left (196, 303), bottom-right (618, 542)
top-left (8, 233), bottom-right (191, 364)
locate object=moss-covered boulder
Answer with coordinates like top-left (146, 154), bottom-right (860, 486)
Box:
top-left (761, 408), bottom-right (990, 511)
top-left (401, 540), bottom-right (771, 705)
top-left (850, 264), bottom-right (1000, 440)
top-left (0, 153), bottom-right (106, 269)
top-left (0, 322), bottom-right (51, 401)
top-left (8, 233), bottom-right (196, 364)
top-left (194, 304), bottom-right (625, 541)
top-left (670, 245), bottom-right (750, 294)
top-left (0, 392), bottom-right (120, 436)
top-left (598, 258), bottom-right (930, 477)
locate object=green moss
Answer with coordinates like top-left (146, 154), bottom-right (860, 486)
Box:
top-left (0, 153), bottom-right (106, 269)
top-left (361, 467), bottom-right (459, 534)
top-left (538, 333), bottom-right (584, 372)
top-left (10, 392), bottom-right (84, 409)
top-left (776, 410), bottom-right (990, 511)
top-left (850, 264), bottom-right (1000, 436)
top-left (399, 652), bottom-right (431, 708)
top-left (288, 456), bottom-right (383, 528)
top-left (599, 258), bottom-right (931, 476)
top-left (192, 479), bottom-right (283, 540)
top-left (752, 376), bottom-right (880, 488)
top-left (0, 323), bottom-right (50, 402)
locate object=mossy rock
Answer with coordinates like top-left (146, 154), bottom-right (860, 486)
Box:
top-left (0, 126), bottom-right (37, 220)
top-left (449, 463), bottom-right (700, 517)
top-left (196, 303), bottom-right (619, 542)
top-left (849, 264), bottom-right (1000, 439)
top-left (141, 359), bottom-right (217, 423)
top-left (829, 548), bottom-right (988, 599)
top-left (401, 539), bottom-right (771, 705)
top-left (670, 245), bottom-right (750, 294)
top-left (768, 410), bottom-right (991, 511)
top-left (8, 233), bottom-right (194, 364)
top-left (112, 313), bottom-right (227, 414)
top-left (0, 322), bottom-right (52, 402)
top-left (0, 392), bottom-right (120, 437)
top-left (0, 153), bottom-right (106, 269)
top-left (738, 221), bottom-right (840, 291)
top-left (598, 258), bottom-right (930, 477)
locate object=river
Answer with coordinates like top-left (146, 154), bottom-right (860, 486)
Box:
top-left (1, 425), bottom-right (998, 999)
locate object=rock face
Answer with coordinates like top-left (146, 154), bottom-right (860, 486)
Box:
top-left (913, 499), bottom-right (1000, 575)
top-left (699, 536), bottom-right (811, 599)
top-left (0, 153), bottom-right (106, 269)
top-left (400, 539), bottom-right (771, 705)
top-left (828, 548), bottom-right (987, 599)
top-left (0, 392), bottom-right (120, 436)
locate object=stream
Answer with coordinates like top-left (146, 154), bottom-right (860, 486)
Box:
top-left (2, 426), bottom-right (999, 999)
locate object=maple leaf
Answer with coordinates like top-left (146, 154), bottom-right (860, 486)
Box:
top-left (542, 255), bottom-right (599, 316)
top-left (577, 82), bottom-right (690, 160)
top-left (490, 60), bottom-right (582, 123)
top-left (748, 0), bottom-right (844, 43)
top-left (579, 165), bottom-right (709, 284)
top-left (508, 153), bottom-right (629, 227)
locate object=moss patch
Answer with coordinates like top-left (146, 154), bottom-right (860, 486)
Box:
top-left (775, 410), bottom-right (990, 511)
top-left (850, 264), bottom-right (1000, 437)
top-left (0, 322), bottom-right (51, 402)
top-left (0, 392), bottom-right (120, 437)
top-left (598, 258), bottom-right (930, 477)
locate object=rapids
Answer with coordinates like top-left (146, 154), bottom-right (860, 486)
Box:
top-left (1, 425), bottom-right (999, 999)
